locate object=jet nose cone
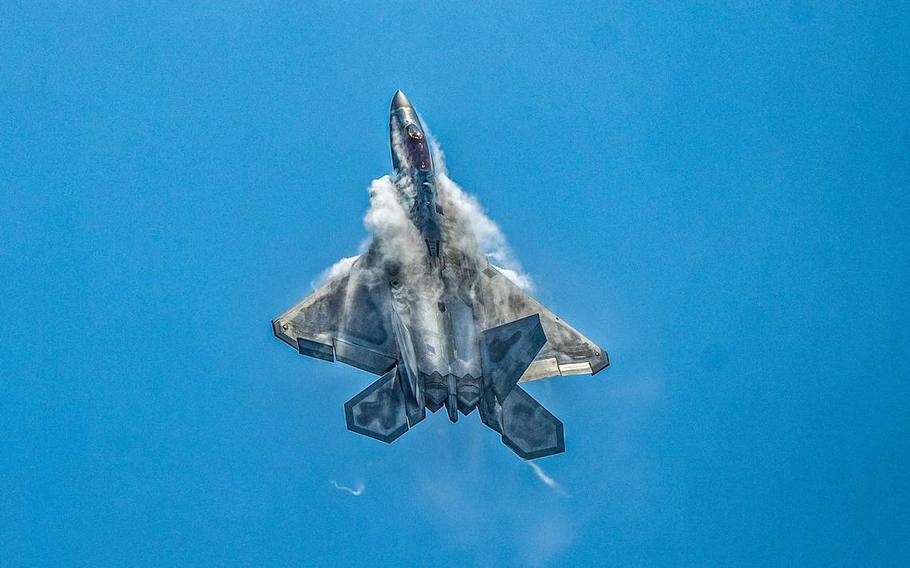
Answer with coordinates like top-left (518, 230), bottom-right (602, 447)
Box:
top-left (391, 90), bottom-right (413, 111)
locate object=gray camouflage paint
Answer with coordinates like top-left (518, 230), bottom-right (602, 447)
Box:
top-left (272, 91), bottom-right (609, 459)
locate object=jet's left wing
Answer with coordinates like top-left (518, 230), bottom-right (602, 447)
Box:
top-left (473, 265), bottom-right (610, 382)
top-left (272, 257), bottom-right (398, 376)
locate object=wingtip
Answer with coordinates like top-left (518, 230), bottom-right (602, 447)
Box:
top-left (591, 351), bottom-right (611, 375)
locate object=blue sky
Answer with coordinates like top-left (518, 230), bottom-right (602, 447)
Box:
top-left (1, 2), bottom-right (908, 566)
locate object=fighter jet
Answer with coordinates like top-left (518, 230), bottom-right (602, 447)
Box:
top-left (272, 91), bottom-right (609, 459)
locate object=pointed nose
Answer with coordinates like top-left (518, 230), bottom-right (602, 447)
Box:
top-left (390, 90), bottom-right (413, 111)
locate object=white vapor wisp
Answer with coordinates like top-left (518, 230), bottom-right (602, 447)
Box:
top-left (526, 461), bottom-right (568, 496)
top-left (311, 254), bottom-right (360, 289)
top-left (330, 480), bottom-right (365, 496)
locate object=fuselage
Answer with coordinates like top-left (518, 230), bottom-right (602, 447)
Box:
top-left (387, 90), bottom-right (482, 422)
top-left (389, 90), bottom-right (442, 261)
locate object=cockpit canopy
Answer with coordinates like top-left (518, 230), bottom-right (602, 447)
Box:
top-left (407, 124), bottom-right (424, 140)
top-left (404, 123), bottom-right (431, 171)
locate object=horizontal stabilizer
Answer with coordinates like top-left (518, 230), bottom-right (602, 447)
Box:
top-left (344, 366), bottom-right (409, 443)
top-left (500, 385), bottom-right (565, 460)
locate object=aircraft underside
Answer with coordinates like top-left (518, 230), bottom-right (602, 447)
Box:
top-left (271, 91), bottom-right (609, 460)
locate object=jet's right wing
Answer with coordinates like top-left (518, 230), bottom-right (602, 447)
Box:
top-left (473, 265), bottom-right (610, 382)
top-left (272, 256), bottom-right (398, 376)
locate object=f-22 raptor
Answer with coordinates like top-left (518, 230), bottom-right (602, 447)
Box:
top-left (272, 91), bottom-right (609, 459)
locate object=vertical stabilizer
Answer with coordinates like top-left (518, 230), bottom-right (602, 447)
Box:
top-left (479, 314), bottom-right (547, 402)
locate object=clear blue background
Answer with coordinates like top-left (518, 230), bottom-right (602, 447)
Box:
top-left (2, 2), bottom-right (907, 566)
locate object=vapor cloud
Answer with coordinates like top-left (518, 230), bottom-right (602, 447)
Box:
top-left (312, 254), bottom-right (360, 289)
top-left (316, 129), bottom-right (533, 297)
top-left (430, 139), bottom-right (534, 291)
top-left (330, 480), bottom-right (365, 496)
top-left (491, 264), bottom-right (534, 292)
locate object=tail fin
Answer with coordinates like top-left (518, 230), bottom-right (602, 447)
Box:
top-left (480, 314), bottom-right (547, 403)
top-left (478, 314), bottom-right (566, 459)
